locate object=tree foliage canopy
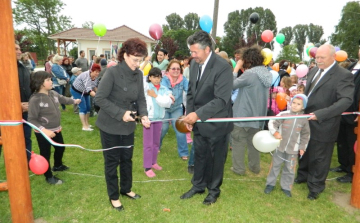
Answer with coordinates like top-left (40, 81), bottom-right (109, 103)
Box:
top-left (293, 24), bottom-right (308, 60)
top-left (308, 23), bottom-right (324, 45)
top-left (330, 1), bottom-right (360, 59)
top-left (13, 0), bottom-right (73, 59)
top-left (276, 44), bottom-right (301, 63)
top-left (279, 27), bottom-right (293, 46)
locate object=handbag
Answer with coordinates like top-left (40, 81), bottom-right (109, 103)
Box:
top-left (52, 66), bottom-right (67, 85)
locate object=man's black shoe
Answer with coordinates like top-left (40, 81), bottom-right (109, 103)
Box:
top-left (282, 189), bottom-right (292, 197)
top-left (203, 194), bottom-right (218, 205)
top-left (264, 185), bottom-right (275, 194)
top-left (180, 189), bottom-right (205, 199)
top-left (330, 166), bottom-right (346, 173)
top-left (307, 192), bottom-right (320, 200)
top-left (188, 165), bottom-right (194, 174)
top-left (294, 178), bottom-right (306, 184)
top-left (336, 175), bottom-right (353, 183)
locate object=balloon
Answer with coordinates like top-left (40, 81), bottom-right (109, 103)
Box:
top-left (149, 24), bottom-right (163, 40)
top-left (308, 43), bottom-right (314, 47)
top-left (143, 63), bottom-right (151, 76)
top-left (107, 61), bottom-right (117, 68)
top-left (296, 64), bottom-right (309, 78)
top-left (261, 30), bottom-right (274, 43)
top-left (309, 47), bottom-right (318, 58)
top-left (354, 141), bottom-right (358, 153)
top-left (276, 93), bottom-right (287, 110)
top-left (92, 23), bottom-right (107, 37)
top-left (261, 48), bottom-right (273, 65)
top-left (252, 130), bottom-right (280, 153)
top-left (306, 46), bottom-right (314, 57)
top-left (230, 59), bottom-right (236, 68)
top-left (270, 70), bottom-right (280, 86)
top-left (275, 33), bottom-right (285, 44)
top-left (199, 15), bottom-right (213, 33)
top-left (286, 66), bottom-right (292, 74)
top-left (335, 50), bottom-right (348, 62)
top-left (175, 116), bottom-right (190, 133)
top-left (29, 151), bottom-right (49, 175)
top-left (335, 46), bottom-right (341, 52)
top-left (315, 43), bottom-right (321, 47)
top-left (249, 12), bottom-right (259, 24)
top-left (272, 63), bottom-right (279, 72)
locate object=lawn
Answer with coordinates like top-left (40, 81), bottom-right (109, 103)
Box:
top-left (1, 105), bottom-right (360, 222)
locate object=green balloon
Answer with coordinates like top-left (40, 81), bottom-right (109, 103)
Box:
top-left (306, 46), bottom-right (314, 56)
top-left (93, 23), bottom-right (107, 37)
top-left (275, 33), bottom-right (285, 44)
top-left (231, 59), bottom-right (236, 68)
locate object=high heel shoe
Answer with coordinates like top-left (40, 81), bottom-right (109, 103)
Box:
top-left (109, 199), bottom-right (124, 211)
top-left (120, 192), bottom-right (141, 200)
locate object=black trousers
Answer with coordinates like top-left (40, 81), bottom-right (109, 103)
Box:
top-left (191, 132), bottom-right (229, 197)
top-left (336, 123), bottom-right (356, 175)
top-left (297, 138), bottom-right (334, 193)
top-left (35, 132), bottom-right (65, 178)
top-left (100, 130), bottom-right (134, 200)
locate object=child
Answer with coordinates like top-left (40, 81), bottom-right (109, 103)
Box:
top-left (297, 84), bottom-right (305, 94)
top-left (28, 71), bottom-right (81, 185)
top-left (143, 67), bottom-right (173, 177)
top-left (264, 94), bottom-right (310, 197)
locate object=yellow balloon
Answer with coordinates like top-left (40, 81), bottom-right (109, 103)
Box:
top-left (261, 48), bottom-right (273, 65)
top-left (143, 63), bottom-right (151, 76)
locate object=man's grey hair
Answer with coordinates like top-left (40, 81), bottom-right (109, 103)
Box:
top-left (187, 30), bottom-right (212, 50)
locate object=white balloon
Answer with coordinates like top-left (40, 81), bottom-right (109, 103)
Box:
top-left (252, 130), bottom-right (280, 153)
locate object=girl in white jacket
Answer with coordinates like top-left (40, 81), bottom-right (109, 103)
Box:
top-left (143, 67), bottom-right (173, 177)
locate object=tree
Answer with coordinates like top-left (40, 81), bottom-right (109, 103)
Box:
top-left (222, 10), bottom-right (245, 55)
top-left (184, 13), bottom-right (200, 30)
top-left (279, 27), bottom-right (293, 46)
top-left (154, 36), bottom-right (179, 59)
top-left (293, 24), bottom-right (308, 60)
top-left (82, 21), bottom-right (94, 29)
top-left (14, 30), bottom-right (34, 53)
top-left (164, 29), bottom-right (197, 59)
top-left (308, 23), bottom-right (324, 45)
top-left (276, 44), bottom-right (301, 63)
top-left (165, 13), bottom-right (185, 30)
top-left (330, 1), bottom-right (360, 59)
top-left (13, 0), bottom-right (73, 59)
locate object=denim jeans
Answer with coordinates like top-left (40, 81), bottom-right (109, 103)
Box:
top-left (54, 85), bottom-right (66, 110)
top-left (160, 106), bottom-right (188, 157)
top-left (70, 87), bottom-right (90, 114)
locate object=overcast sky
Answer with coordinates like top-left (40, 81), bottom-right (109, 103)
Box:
top-left (59, 0), bottom-right (351, 58)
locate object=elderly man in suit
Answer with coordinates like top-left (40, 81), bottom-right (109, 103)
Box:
top-left (180, 30), bottom-right (234, 205)
top-left (295, 44), bottom-right (354, 200)
top-left (330, 48), bottom-right (360, 183)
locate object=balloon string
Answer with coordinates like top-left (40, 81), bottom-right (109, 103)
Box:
top-left (209, 35), bottom-right (216, 47)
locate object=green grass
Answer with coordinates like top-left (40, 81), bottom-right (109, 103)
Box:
top-left (1, 105), bottom-right (360, 222)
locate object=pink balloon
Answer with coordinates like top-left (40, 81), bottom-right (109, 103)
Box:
top-left (296, 64), bottom-right (309, 78)
top-left (309, 47), bottom-right (318, 58)
top-left (29, 151), bottom-right (49, 175)
top-left (261, 30), bottom-right (274, 43)
top-left (149, 24), bottom-right (163, 40)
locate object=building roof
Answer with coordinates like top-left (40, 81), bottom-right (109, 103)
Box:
top-left (48, 25), bottom-right (155, 43)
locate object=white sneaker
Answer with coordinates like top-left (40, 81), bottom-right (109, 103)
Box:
top-left (82, 128), bottom-right (94, 131)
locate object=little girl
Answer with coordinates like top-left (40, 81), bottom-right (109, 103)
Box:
top-left (28, 71), bottom-right (81, 185)
top-left (143, 67), bottom-right (173, 177)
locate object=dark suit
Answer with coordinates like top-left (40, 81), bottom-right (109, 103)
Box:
top-left (297, 63), bottom-right (354, 193)
top-left (187, 52), bottom-right (233, 196)
top-left (336, 62), bottom-right (360, 175)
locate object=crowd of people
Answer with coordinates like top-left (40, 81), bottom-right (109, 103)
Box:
top-left (0, 33), bottom-right (358, 210)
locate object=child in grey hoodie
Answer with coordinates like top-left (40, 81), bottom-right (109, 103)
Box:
top-left (264, 94), bottom-right (310, 197)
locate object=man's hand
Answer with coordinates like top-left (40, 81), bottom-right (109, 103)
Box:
top-left (182, 112), bottom-right (199, 125)
top-left (123, 111), bottom-right (136, 122)
top-left (308, 113), bottom-right (317, 120)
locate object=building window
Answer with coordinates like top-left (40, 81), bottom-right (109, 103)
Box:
top-left (88, 49), bottom-right (96, 60)
top-left (104, 50), bottom-right (111, 60)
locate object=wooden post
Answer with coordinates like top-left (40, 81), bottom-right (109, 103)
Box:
top-left (351, 105), bottom-right (360, 208)
top-left (57, 39), bottom-right (60, 55)
top-left (0, 0), bottom-right (34, 222)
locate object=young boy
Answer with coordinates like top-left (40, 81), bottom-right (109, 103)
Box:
top-left (264, 94), bottom-right (310, 197)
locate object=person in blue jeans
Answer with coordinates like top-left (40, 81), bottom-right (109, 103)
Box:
top-left (160, 60), bottom-right (189, 160)
top-left (51, 54), bottom-right (69, 111)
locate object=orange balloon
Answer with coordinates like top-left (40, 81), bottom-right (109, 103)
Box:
top-left (276, 93), bottom-right (287, 110)
top-left (286, 66), bottom-right (291, 74)
top-left (272, 63), bottom-right (279, 72)
top-left (175, 116), bottom-right (190, 133)
top-left (335, 50), bottom-right (348, 62)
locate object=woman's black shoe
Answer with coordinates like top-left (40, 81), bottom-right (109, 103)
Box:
top-left (120, 192), bottom-right (141, 200)
top-left (109, 199), bottom-right (124, 211)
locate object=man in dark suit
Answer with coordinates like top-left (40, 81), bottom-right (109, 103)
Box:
top-left (180, 30), bottom-right (234, 205)
top-left (330, 49), bottom-right (360, 183)
top-left (295, 44), bottom-right (354, 200)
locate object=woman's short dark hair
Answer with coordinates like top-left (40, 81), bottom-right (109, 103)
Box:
top-left (242, 45), bottom-right (264, 69)
top-left (118, 38), bottom-right (148, 62)
top-left (155, 48), bottom-right (168, 63)
top-left (30, 71), bottom-right (52, 93)
top-left (147, 67), bottom-right (162, 82)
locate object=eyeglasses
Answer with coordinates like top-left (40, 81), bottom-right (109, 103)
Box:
top-left (170, 68), bottom-right (181, 71)
top-left (128, 55), bottom-right (143, 64)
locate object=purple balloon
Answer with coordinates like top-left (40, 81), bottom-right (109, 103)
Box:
top-left (335, 46), bottom-right (340, 52)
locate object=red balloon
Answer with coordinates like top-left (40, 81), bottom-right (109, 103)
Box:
top-left (29, 151), bottom-right (49, 175)
top-left (261, 30), bottom-right (274, 43)
top-left (149, 24), bottom-right (163, 40)
top-left (276, 93), bottom-right (287, 110)
top-left (309, 47), bottom-right (318, 58)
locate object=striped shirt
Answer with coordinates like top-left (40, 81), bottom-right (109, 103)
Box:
top-left (72, 70), bottom-right (99, 94)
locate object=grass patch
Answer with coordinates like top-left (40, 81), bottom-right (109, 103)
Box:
top-left (1, 105), bottom-right (360, 222)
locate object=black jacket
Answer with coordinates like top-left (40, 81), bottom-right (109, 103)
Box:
top-left (18, 60), bottom-right (31, 102)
